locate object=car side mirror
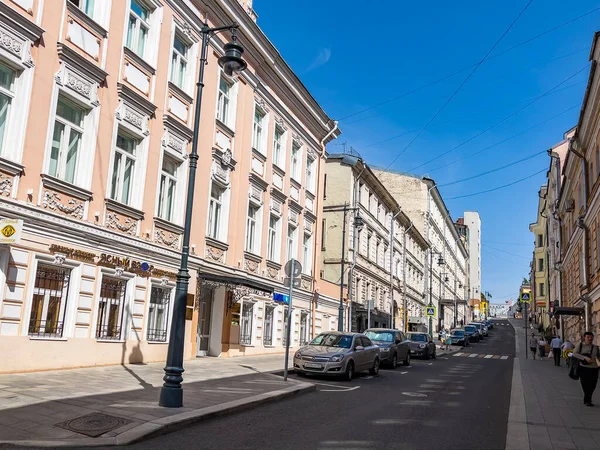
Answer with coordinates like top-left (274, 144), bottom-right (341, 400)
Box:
top-left (355, 345), bottom-right (365, 351)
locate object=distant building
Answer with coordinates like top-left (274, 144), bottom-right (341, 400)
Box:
top-left (529, 186), bottom-right (549, 328)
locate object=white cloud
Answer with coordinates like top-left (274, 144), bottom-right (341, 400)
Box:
top-left (305, 48), bottom-right (332, 72)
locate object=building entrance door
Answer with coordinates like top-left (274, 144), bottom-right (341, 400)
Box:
top-left (196, 288), bottom-right (213, 356)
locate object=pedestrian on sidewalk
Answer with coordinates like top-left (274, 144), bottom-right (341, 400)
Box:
top-left (562, 339), bottom-right (575, 367)
top-left (529, 332), bottom-right (539, 360)
top-left (572, 332), bottom-right (600, 407)
top-left (538, 336), bottom-right (547, 358)
top-left (550, 335), bottom-right (563, 366)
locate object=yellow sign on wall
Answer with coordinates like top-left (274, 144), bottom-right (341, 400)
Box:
top-left (0, 219), bottom-right (23, 244)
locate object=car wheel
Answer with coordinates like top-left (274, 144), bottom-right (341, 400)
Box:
top-left (343, 361), bottom-right (354, 382)
top-left (423, 349), bottom-right (429, 360)
top-left (403, 352), bottom-right (411, 366)
top-left (370, 358), bottom-right (380, 376)
top-left (391, 353), bottom-right (398, 369)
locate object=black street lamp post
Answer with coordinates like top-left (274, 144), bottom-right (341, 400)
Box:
top-left (159, 22), bottom-right (247, 409)
top-left (334, 203), bottom-right (363, 331)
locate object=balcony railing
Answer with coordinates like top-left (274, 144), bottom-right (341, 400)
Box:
top-left (240, 332), bottom-right (252, 346)
top-left (147, 328), bottom-right (167, 342)
top-left (28, 320), bottom-right (64, 338)
top-left (96, 325), bottom-right (122, 340)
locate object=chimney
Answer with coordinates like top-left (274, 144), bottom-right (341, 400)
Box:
top-left (237, 0), bottom-right (258, 21)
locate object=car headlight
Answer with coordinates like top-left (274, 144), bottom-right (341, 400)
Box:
top-left (381, 347), bottom-right (390, 353)
top-left (294, 351), bottom-right (302, 359)
top-left (330, 354), bottom-right (344, 362)
top-left (419, 343), bottom-right (426, 349)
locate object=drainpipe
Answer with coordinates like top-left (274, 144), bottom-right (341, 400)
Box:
top-left (390, 209), bottom-right (402, 329)
top-left (402, 221), bottom-right (414, 333)
top-left (571, 142), bottom-right (591, 331)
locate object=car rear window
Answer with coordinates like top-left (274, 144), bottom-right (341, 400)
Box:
top-left (364, 331), bottom-right (394, 343)
top-left (464, 326), bottom-right (476, 332)
top-left (452, 330), bottom-right (465, 336)
top-left (408, 334), bottom-right (426, 342)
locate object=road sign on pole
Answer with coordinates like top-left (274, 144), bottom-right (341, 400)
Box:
top-left (521, 293), bottom-right (530, 303)
top-left (283, 277), bottom-right (301, 288)
top-left (284, 259), bottom-right (302, 278)
top-left (426, 306), bottom-right (436, 317)
top-left (283, 259), bottom-right (299, 381)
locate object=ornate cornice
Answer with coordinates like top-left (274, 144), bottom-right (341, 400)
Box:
top-left (66, 0), bottom-right (107, 38)
top-left (168, 80), bottom-right (193, 104)
top-left (164, 114), bottom-right (193, 141)
top-left (57, 43), bottom-right (107, 84)
top-left (123, 46), bottom-right (156, 75)
top-left (117, 83), bottom-right (157, 118)
top-left (105, 198), bottom-right (144, 220)
top-left (0, 157), bottom-right (24, 176)
top-left (40, 174), bottom-right (92, 201)
top-left (0, 1), bottom-right (44, 42)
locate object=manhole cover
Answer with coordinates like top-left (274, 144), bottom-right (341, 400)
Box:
top-left (401, 392), bottom-right (427, 397)
top-left (55, 412), bottom-right (132, 437)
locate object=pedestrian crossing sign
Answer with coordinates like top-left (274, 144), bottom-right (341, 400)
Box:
top-left (521, 293), bottom-right (530, 303)
top-left (426, 306), bottom-right (436, 317)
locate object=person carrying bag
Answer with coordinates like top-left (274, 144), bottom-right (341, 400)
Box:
top-left (571, 332), bottom-right (600, 406)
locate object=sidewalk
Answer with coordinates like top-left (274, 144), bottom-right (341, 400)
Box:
top-left (0, 354), bottom-right (312, 447)
top-left (506, 318), bottom-right (600, 450)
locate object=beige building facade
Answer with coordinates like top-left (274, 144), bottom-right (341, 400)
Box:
top-left (0, 0), bottom-right (340, 373)
top-left (529, 185), bottom-right (549, 328)
top-left (321, 155), bottom-right (429, 333)
top-left (372, 170), bottom-right (470, 333)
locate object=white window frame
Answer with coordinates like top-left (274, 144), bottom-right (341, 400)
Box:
top-left (92, 268), bottom-right (135, 342)
top-left (0, 62), bottom-right (16, 159)
top-left (287, 223), bottom-right (298, 261)
top-left (252, 105), bottom-right (267, 154)
top-left (303, 232), bottom-right (313, 275)
top-left (291, 142), bottom-right (302, 182)
top-left (306, 156), bottom-right (316, 193)
top-left (124, 0), bottom-right (162, 66)
top-left (240, 299), bottom-right (256, 346)
top-left (47, 96), bottom-right (85, 185)
top-left (169, 31), bottom-right (190, 90)
top-left (207, 180), bottom-right (230, 242)
top-left (267, 214), bottom-right (280, 263)
top-left (273, 125), bottom-right (286, 169)
top-left (245, 203), bottom-right (260, 254)
top-left (21, 255), bottom-right (81, 339)
top-left (43, 86), bottom-right (98, 190)
top-left (155, 148), bottom-right (186, 224)
top-left (145, 281), bottom-right (175, 343)
top-left (109, 128), bottom-right (140, 206)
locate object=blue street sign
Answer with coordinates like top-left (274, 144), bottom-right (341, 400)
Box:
top-left (273, 293), bottom-right (290, 305)
top-left (141, 262), bottom-right (150, 271)
top-left (426, 306), bottom-right (436, 317)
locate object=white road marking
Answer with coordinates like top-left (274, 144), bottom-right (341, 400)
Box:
top-left (400, 371), bottom-right (408, 374)
top-left (320, 386), bottom-right (361, 392)
top-left (363, 376), bottom-right (373, 380)
top-left (454, 353), bottom-right (464, 357)
top-left (428, 363), bottom-right (433, 366)
top-left (484, 355), bottom-right (493, 359)
top-left (501, 356), bottom-right (509, 360)
top-left (402, 392), bottom-right (428, 397)
top-left (468, 354), bottom-right (478, 358)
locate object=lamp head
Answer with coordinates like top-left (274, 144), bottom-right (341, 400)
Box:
top-left (218, 28), bottom-right (247, 77)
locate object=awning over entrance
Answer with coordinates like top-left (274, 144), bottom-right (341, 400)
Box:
top-left (552, 306), bottom-right (584, 316)
top-left (198, 271), bottom-right (274, 311)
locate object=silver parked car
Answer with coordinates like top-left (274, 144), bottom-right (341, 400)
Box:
top-left (364, 328), bottom-right (411, 368)
top-left (293, 332), bottom-right (380, 381)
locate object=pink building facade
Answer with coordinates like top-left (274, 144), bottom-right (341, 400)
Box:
top-left (0, 0), bottom-right (340, 373)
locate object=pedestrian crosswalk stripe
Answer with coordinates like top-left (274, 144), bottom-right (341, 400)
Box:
top-left (493, 355), bottom-right (501, 359)
top-left (451, 353), bottom-right (511, 360)
top-left (500, 356), bottom-right (509, 360)
top-left (468, 354), bottom-right (478, 358)
top-left (478, 354), bottom-right (486, 358)
top-left (454, 353), bottom-right (464, 357)
top-left (484, 355), bottom-right (493, 359)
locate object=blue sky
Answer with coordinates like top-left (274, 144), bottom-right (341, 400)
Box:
top-left (255, 0), bottom-right (599, 303)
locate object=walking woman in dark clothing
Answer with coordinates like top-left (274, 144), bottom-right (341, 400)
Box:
top-left (572, 332), bottom-right (600, 406)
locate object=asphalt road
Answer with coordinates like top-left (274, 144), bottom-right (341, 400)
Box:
top-left (102, 320), bottom-right (515, 450)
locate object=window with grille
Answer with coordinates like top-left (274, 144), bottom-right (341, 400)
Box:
top-left (147, 286), bottom-right (171, 342)
top-left (240, 302), bottom-right (253, 345)
top-left (299, 312), bottom-right (308, 345)
top-left (263, 306), bottom-right (274, 346)
top-left (96, 277), bottom-right (127, 340)
top-left (28, 265), bottom-right (71, 338)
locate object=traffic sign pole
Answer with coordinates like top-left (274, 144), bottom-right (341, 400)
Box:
top-left (283, 258), bottom-right (295, 381)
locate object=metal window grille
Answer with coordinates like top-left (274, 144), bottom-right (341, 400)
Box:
top-left (282, 308), bottom-right (289, 346)
top-left (240, 302), bottom-right (253, 345)
top-left (147, 286), bottom-right (171, 342)
top-left (96, 277), bottom-right (126, 340)
top-left (28, 265), bottom-right (71, 338)
top-left (263, 306), bottom-right (274, 346)
top-left (299, 313), bottom-right (308, 346)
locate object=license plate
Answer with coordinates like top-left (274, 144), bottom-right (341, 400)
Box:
top-left (304, 362), bottom-right (322, 369)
